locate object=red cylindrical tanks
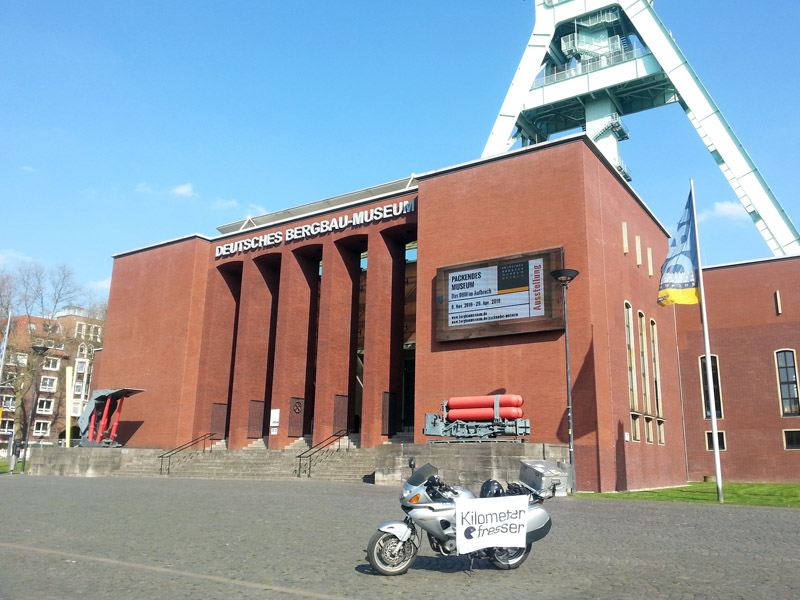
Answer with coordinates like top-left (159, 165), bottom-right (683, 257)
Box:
top-left (446, 395), bottom-right (524, 409)
top-left (446, 407), bottom-right (524, 421)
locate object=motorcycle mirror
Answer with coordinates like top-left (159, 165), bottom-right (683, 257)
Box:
top-left (408, 457), bottom-right (416, 473)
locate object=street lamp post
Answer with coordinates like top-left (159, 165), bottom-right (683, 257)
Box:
top-left (20, 344), bottom-right (48, 472)
top-left (551, 268), bottom-right (579, 493)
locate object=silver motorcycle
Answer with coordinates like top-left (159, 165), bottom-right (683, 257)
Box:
top-left (367, 458), bottom-right (554, 575)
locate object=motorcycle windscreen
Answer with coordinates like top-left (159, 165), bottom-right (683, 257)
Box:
top-left (406, 463), bottom-right (438, 487)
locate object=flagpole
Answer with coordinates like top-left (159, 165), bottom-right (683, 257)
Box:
top-left (690, 179), bottom-right (724, 503)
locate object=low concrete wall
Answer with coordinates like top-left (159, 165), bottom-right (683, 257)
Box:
top-left (26, 442), bottom-right (569, 486)
top-left (374, 442), bottom-right (569, 489)
top-left (27, 447), bottom-right (162, 477)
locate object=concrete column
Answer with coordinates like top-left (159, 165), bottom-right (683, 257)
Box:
top-left (585, 96), bottom-right (621, 169)
top-left (227, 256), bottom-right (279, 450)
top-left (313, 238), bottom-right (361, 445)
top-left (360, 230), bottom-right (405, 448)
top-left (269, 248), bottom-right (320, 449)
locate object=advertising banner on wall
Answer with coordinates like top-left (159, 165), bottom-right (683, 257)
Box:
top-left (435, 248), bottom-right (564, 341)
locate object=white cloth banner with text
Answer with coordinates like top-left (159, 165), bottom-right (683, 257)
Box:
top-left (455, 495), bottom-right (527, 553)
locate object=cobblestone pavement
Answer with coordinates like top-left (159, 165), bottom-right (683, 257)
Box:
top-left (1, 475), bottom-right (798, 600)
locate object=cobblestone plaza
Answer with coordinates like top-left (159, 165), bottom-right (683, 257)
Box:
top-left (1, 476), bottom-right (798, 599)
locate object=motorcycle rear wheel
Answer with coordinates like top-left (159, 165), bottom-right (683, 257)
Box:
top-left (367, 530), bottom-right (418, 576)
top-left (488, 544), bottom-right (532, 570)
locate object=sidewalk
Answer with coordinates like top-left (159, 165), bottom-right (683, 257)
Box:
top-left (1, 476), bottom-right (798, 599)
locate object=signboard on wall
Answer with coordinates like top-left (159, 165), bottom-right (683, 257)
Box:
top-left (435, 248), bottom-right (565, 341)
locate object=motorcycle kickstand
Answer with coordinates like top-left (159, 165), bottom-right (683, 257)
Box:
top-left (466, 553), bottom-right (477, 576)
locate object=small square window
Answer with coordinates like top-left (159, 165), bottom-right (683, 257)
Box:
top-left (33, 421), bottom-right (51, 436)
top-left (784, 430), bottom-right (800, 450)
top-left (705, 431), bottom-right (726, 451)
top-left (40, 376), bottom-right (58, 393)
top-left (0, 418), bottom-right (13, 434)
top-left (37, 398), bottom-right (53, 415)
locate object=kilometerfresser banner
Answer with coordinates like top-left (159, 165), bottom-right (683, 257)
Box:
top-left (658, 189), bottom-right (701, 306)
top-left (454, 495), bottom-right (527, 553)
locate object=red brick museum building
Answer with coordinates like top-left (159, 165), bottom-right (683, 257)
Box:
top-left (93, 135), bottom-right (799, 491)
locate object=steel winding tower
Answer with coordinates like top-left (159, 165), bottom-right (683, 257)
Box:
top-left (483, 0), bottom-right (800, 256)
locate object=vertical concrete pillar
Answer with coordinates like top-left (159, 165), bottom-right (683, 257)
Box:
top-left (227, 256), bottom-right (279, 450)
top-left (313, 238), bottom-right (361, 445)
top-left (360, 229), bottom-right (405, 447)
top-left (269, 248), bottom-right (320, 449)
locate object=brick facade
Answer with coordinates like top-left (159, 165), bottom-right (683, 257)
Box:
top-left (93, 135), bottom-right (799, 491)
top-left (676, 257), bottom-right (800, 482)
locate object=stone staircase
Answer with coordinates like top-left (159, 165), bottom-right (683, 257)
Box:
top-left (31, 438), bottom-right (569, 487)
top-left (112, 438), bottom-right (376, 482)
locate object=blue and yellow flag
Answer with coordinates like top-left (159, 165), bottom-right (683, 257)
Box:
top-left (658, 190), bottom-right (701, 306)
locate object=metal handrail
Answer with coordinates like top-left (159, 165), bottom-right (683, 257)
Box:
top-left (158, 432), bottom-right (217, 475)
top-left (295, 430), bottom-right (349, 478)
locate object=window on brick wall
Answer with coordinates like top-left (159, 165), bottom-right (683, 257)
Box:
top-left (0, 419), bottom-right (13, 434)
top-left (37, 398), bottom-right (53, 415)
top-left (705, 430), bottom-right (726, 451)
top-left (656, 419), bottom-right (665, 445)
top-left (33, 420), bottom-right (50, 436)
top-left (644, 416), bottom-right (654, 444)
top-left (776, 350), bottom-right (798, 416)
top-left (638, 311), bottom-right (651, 414)
top-left (784, 430), bottom-right (800, 450)
top-left (650, 319), bottom-right (662, 417)
top-left (624, 302), bottom-right (637, 411)
top-left (40, 376), bottom-right (57, 393)
top-left (700, 355), bottom-right (723, 419)
top-left (630, 414), bottom-right (641, 442)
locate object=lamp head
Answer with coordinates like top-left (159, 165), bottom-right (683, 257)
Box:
top-left (31, 345), bottom-right (48, 356)
top-left (550, 268), bottom-right (580, 284)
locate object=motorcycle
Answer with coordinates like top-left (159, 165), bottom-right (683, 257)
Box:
top-left (366, 458), bottom-right (554, 575)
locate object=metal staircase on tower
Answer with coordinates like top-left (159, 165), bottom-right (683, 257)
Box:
top-left (483, 0), bottom-right (800, 257)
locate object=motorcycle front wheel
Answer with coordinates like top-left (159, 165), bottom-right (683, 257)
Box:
top-left (488, 544), bottom-right (532, 570)
top-left (367, 530), bottom-right (418, 576)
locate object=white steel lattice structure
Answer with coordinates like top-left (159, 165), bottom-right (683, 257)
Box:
top-left (483, 0), bottom-right (800, 256)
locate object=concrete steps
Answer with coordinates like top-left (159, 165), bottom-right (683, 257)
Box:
top-left (113, 444), bottom-right (377, 482)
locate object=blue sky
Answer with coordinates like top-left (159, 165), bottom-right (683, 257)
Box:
top-left (2, 1), bottom-right (798, 298)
